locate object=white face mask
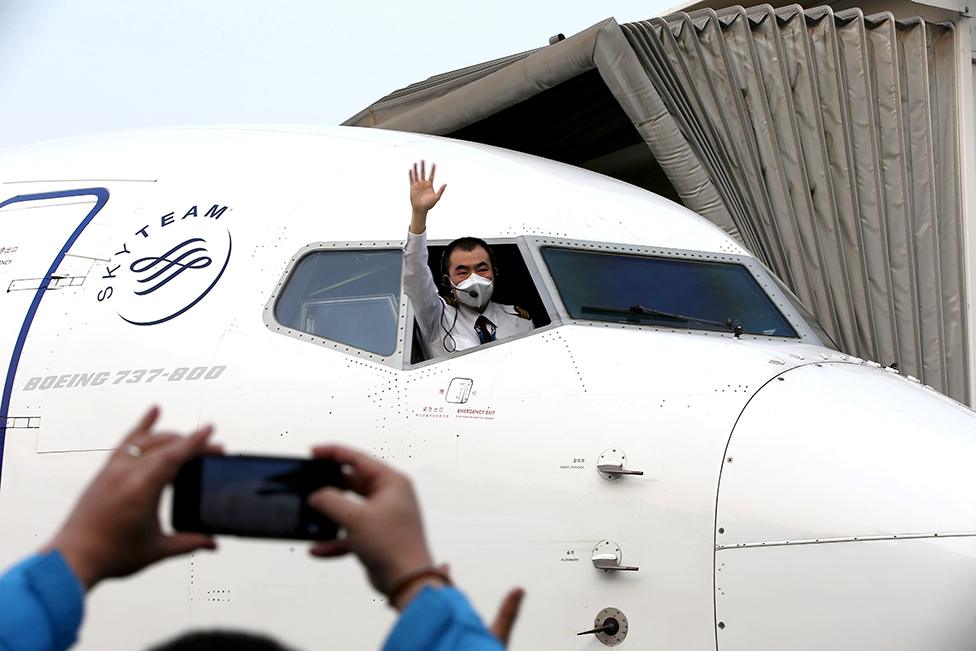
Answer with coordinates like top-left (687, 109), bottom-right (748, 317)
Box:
top-left (452, 273), bottom-right (494, 310)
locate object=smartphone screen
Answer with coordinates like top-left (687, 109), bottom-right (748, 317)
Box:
top-left (172, 454), bottom-right (342, 540)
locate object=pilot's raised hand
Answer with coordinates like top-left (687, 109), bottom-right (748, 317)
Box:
top-left (42, 407), bottom-right (218, 590)
top-left (409, 159), bottom-right (446, 235)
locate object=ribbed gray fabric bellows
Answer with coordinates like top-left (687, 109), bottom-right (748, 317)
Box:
top-left (346, 7), bottom-right (968, 404)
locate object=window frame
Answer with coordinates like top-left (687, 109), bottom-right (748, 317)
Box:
top-left (264, 240), bottom-right (414, 369)
top-left (265, 236), bottom-right (824, 369)
top-left (525, 236), bottom-right (829, 346)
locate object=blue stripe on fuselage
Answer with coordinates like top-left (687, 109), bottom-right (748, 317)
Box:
top-left (0, 188), bottom-right (110, 489)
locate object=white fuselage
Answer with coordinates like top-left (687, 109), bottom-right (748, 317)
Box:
top-left (0, 126), bottom-right (974, 650)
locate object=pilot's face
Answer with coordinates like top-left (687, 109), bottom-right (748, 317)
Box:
top-left (448, 246), bottom-right (493, 285)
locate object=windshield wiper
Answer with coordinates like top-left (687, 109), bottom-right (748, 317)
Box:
top-left (581, 304), bottom-right (744, 338)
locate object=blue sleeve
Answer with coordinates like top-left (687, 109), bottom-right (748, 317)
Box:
top-left (0, 551), bottom-right (85, 651)
top-left (383, 586), bottom-right (504, 651)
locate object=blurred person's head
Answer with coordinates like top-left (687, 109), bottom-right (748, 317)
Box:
top-left (147, 630), bottom-right (297, 651)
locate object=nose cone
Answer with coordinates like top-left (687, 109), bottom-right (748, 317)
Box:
top-left (715, 362), bottom-right (976, 650)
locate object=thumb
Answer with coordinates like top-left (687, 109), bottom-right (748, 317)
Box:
top-left (158, 533), bottom-right (217, 560)
top-left (435, 184), bottom-right (447, 199)
top-left (309, 539), bottom-right (351, 559)
top-left (490, 587), bottom-right (525, 647)
top-left (308, 487), bottom-right (360, 527)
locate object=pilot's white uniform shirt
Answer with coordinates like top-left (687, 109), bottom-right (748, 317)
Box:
top-left (403, 230), bottom-right (533, 358)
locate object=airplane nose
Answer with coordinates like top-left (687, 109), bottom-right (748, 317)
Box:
top-left (714, 362), bottom-right (976, 650)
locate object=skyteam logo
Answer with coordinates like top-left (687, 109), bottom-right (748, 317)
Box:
top-left (130, 237), bottom-right (214, 296)
top-left (97, 203), bottom-right (232, 326)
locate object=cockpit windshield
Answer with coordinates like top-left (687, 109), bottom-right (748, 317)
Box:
top-left (541, 247), bottom-right (798, 338)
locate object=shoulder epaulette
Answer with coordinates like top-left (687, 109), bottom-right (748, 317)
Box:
top-left (514, 305), bottom-right (532, 320)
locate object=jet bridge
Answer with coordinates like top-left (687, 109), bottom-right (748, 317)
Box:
top-left (345, 2), bottom-right (976, 408)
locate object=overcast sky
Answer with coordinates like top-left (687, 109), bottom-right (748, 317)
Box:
top-left (0, 0), bottom-right (676, 150)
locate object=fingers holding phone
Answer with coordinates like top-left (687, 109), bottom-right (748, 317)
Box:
top-left (170, 442), bottom-right (443, 610)
top-left (42, 416), bottom-right (524, 647)
top-left (307, 445), bottom-right (435, 601)
top-left (45, 407), bottom-right (218, 590)
top-left (169, 443), bottom-right (437, 608)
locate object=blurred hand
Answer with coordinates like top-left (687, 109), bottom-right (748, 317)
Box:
top-left (43, 407), bottom-right (218, 589)
top-left (490, 587), bottom-right (525, 647)
top-left (307, 445), bottom-right (433, 600)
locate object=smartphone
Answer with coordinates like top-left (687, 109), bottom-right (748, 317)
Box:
top-left (172, 454), bottom-right (342, 540)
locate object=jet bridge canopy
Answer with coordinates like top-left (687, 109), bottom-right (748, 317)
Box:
top-left (345, 6), bottom-right (975, 406)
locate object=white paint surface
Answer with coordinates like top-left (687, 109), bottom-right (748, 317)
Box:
top-left (0, 128), bottom-right (973, 650)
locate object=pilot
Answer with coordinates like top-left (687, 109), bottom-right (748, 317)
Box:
top-left (404, 160), bottom-right (533, 358)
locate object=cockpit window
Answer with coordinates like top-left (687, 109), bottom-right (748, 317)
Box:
top-left (274, 249), bottom-right (402, 356)
top-left (541, 247), bottom-right (798, 338)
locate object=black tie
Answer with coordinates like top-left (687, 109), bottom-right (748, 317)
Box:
top-left (475, 315), bottom-right (496, 344)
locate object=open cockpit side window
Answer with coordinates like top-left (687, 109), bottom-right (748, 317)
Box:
top-left (407, 240), bottom-right (552, 365)
top-left (424, 242), bottom-right (551, 329)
